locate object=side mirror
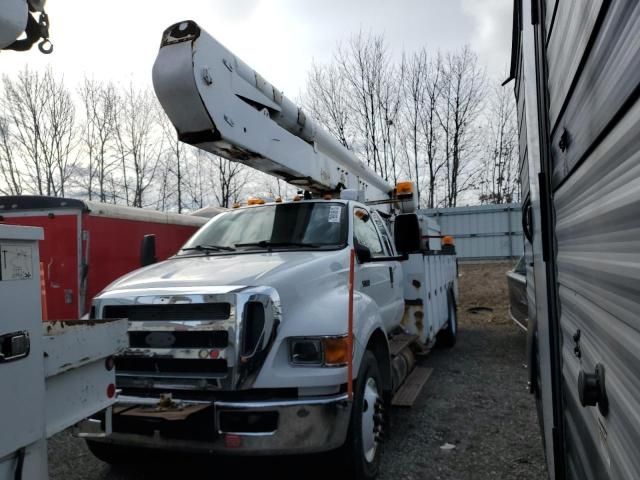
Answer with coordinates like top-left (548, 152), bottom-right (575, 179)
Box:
top-left (354, 241), bottom-right (372, 263)
top-left (394, 213), bottom-right (421, 254)
top-left (140, 234), bottom-right (157, 267)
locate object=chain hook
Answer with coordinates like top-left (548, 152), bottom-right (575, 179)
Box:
top-left (38, 39), bottom-right (53, 54)
top-left (37, 11), bottom-right (53, 54)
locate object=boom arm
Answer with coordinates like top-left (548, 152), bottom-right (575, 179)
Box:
top-left (152, 21), bottom-right (392, 203)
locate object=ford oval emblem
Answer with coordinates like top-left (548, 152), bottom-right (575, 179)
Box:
top-left (145, 332), bottom-right (176, 348)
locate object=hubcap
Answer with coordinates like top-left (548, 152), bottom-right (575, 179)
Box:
top-left (361, 377), bottom-right (381, 463)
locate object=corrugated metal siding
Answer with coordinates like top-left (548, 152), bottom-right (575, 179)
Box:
top-left (549, 0), bottom-right (640, 478)
top-left (555, 93), bottom-right (640, 480)
top-left (421, 204), bottom-right (523, 260)
top-left (546, 0), bottom-right (604, 131)
top-left (550, 1), bottom-right (640, 190)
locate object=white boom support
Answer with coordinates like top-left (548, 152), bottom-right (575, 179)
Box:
top-left (152, 21), bottom-right (392, 203)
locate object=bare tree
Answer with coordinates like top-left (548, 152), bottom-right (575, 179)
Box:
top-left (1, 67), bottom-right (77, 197)
top-left (0, 116), bottom-right (23, 195)
top-left (45, 73), bottom-right (77, 197)
top-left (158, 110), bottom-right (187, 212)
top-left (436, 47), bottom-right (485, 207)
top-left (182, 148), bottom-right (208, 210)
top-left (401, 50), bottom-right (428, 205)
top-left (207, 154), bottom-right (248, 208)
top-left (421, 54), bottom-right (446, 208)
top-left (1, 68), bottom-right (47, 195)
top-left (305, 63), bottom-right (353, 149)
top-left (479, 84), bottom-right (519, 204)
top-left (336, 32), bottom-right (387, 178)
top-left (78, 77), bottom-right (119, 201)
top-left (114, 84), bottom-right (162, 207)
top-left (378, 63), bottom-right (404, 184)
top-left (306, 32), bottom-right (405, 183)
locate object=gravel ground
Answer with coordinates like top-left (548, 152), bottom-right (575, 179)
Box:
top-left (48, 262), bottom-right (547, 479)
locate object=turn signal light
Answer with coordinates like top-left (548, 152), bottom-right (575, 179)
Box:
top-left (324, 337), bottom-right (350, 366)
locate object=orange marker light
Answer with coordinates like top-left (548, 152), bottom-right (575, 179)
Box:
top-left (247, 197), bottom-right (265, 205)
top-left (442, 235), bottom-right (455, 246)
top-left (395, 181), bottom-right (414, 196)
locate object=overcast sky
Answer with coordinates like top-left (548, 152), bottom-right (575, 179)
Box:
top-left (2, 0), bottom-right (513, 96)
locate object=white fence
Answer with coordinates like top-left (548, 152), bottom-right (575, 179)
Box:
top-left (421, 204), bottom-right (523, 261)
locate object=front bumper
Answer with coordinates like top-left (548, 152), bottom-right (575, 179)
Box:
top-left (77, 393), bottom-right (351, 455)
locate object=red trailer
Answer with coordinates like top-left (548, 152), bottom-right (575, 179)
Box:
top-left (0, 196), bottom-right (209, 320)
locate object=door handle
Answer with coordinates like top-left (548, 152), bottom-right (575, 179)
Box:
top-left (0, 331), bottom-right (30, 363)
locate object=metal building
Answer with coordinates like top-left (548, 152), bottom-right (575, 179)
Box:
top-left (421, 204), bottom-right (522, 261)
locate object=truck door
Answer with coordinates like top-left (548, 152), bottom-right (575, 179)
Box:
top-left (352, 207), bottom-right (403, 331)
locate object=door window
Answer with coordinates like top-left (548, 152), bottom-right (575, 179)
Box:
top-left (371, 211), bottom-right (395, 256)
top-left (353, 208), bottom-right (384, 256)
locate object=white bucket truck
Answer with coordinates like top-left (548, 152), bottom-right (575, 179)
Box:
top-left (78, 21), bottom-right (459, 479)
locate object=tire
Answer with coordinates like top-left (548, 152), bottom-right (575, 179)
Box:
top-left (339, 351), bottom-right (385, 480)
top-left (86, 440), bottom-right (143, 465)
top-left (436, 289), bottom-right (457, 348)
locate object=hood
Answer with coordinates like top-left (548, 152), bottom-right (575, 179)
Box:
top-left (100, 249), bottom-right (349, 296)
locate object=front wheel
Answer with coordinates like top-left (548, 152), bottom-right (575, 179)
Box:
top-left (339, 351), bottom-right (385, 479)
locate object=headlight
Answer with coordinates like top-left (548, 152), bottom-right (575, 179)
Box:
top-left (289, 336), bottom-right (349, 367)
top-left (290, 338), bottom-right (323, 365)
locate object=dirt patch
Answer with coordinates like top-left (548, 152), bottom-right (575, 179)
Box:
top-left (457, 261), bottom-right (516, 327)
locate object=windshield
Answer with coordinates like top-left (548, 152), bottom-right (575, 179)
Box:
top-left (178, 202), bottom-right (348, 254)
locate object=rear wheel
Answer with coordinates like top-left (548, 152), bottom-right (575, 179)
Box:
top-left (436, 289), bottom-right (457, 348)
top-left (340, 351), bottom-right (385, 480)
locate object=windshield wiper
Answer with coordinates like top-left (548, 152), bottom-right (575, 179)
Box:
top-left (181, 244), bottom-right (236, 252)
top-left (235, 240), bottom-right (320, 249)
